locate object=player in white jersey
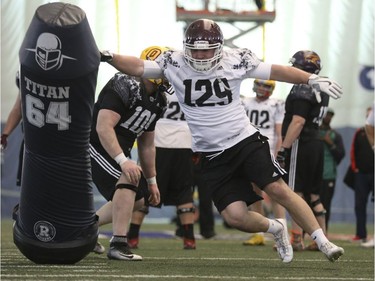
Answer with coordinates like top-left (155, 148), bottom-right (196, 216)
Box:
top-left (242, 80), bottom-right (284, 154)
top-left (241, 79), bottom-right (286, 246)
top-left (101, 18), bottom-right (344, 263)
top-left (127, 90), bottom-right (197, 250)
top-left (362, 102), bottom-right (374, 248)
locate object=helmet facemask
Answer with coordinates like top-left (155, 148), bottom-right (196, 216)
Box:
top-left (253, 79), bottom-right (275, 100)
top-left (184, 41), bottom-right (223, 72)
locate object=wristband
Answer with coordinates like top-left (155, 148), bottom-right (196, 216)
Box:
top-left (146, 176), bottom-right (157, 185)
top-left (307, 74), bottom-right (319, 85)
top-left (114, 152), bottom-right (128, 165)
top-left (100, 50), bottom-right (113, 62)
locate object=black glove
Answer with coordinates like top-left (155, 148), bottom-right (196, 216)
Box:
top-left (100, 50), bottom-right (113, 62)
top-left (1, 134), bottom-right (8, 150)
top-left (276, 147), bottom-right (290, 168)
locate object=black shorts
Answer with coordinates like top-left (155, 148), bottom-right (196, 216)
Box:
top-left (284, 138), bottom-right (324, 195)
top-left (154, 147), bottom-right (194, 207)
top-left (200, 133), bottom-right (285, 213)
top-left (90, 146), bottom-right (148, 202)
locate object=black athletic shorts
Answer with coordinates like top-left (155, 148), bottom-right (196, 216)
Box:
top-left (90, 145), bottom-right (148, 202)
top-left (154, 147), bottom-right (194, 207)
top-left (284, 138), bottom-right (324, 195)
top-left (200, 133), bottom-right (285, 213)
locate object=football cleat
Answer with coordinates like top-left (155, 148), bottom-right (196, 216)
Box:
top-left (183, 238), bottom-right (196, 250)
top-left (273, 219), bottom-right (293, 263)
top-left (107, 242), bottom-right (142, 261)
top-left (290, 231), bottom-right (304, 251)
top-left (361, 239), bottom-right (374, 248)
top-left (319, 241), bottom-right (344, 262)
top-left (127, 237), bottom-right (139, 249)
top-left (92, 241), bottom-right (105, 254)
top-left (243, 234), bottom-right (266, 246)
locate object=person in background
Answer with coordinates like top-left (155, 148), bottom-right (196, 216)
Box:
top-left (101, 18), bottom-right (345, 263)
top-left (349, 106), bottom-right (374, 244)
top-left (126, 91), bottom-right (197, 250)
top-left (319, 108), bottom-right (345, 233)
top-left (361, 102), bottom-right (374, 248)
top-left (278, 50), bottom-right (329, 251)
top-left (241, 79), bottom-right (286, 246)
top-left (1, 94), bottom-right (22, 150)
top-left (364, 103), bottom-right (374, 149)
top-left (1, 72), bottom-right (23, 186)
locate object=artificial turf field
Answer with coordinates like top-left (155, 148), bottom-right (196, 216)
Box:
top-left (1, 220), bottom-right (374, 281)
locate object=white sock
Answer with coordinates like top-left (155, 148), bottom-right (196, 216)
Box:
top-left (266, 219), bottom-right (282, 234)
top-left (310, 228), bottom-right (329, 248)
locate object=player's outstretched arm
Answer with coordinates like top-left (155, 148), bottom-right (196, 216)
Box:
top-left (270, 64), bottom-right (343, 100)
top-left (100, 51), bottom-right (144, 77)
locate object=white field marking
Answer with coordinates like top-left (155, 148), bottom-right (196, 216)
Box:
top-left (1, 264), bottom-right (109, 268)
top-left (1, 256), bottom-right (372, 263)
top-left (0, 275), bottom-right (373, 280)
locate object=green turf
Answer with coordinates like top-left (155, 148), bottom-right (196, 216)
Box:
top-left (1, 220), bottom-right (374, 281)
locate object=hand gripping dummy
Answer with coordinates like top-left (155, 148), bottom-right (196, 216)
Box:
top-left (13, 2), bottom-right (100, 264)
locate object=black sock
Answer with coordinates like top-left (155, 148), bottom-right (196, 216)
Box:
top-left (183, 224), bottom-right (195, 240)
top-left (110, 235), bottom-right (127, 244)
top-left (127, 223), bottom-right (141, 239)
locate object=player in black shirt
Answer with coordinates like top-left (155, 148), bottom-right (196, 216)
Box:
top-left (278, 50), bottom-right (329, 251)
top-left (90, 46), bottom-right (168, 261)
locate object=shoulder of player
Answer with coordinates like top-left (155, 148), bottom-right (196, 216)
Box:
top-left (289, 84), bottom-right (315, 101)
top-left (107, 73), bottom-right (141, 106)
top-left (241, 96), bottom-right (256, 105)
top-left (222, 48), bottom-right (257, 62)
top-left (158, 50), bottom-right (183, 69)
top-left (223, 48), bottom-right (253, 56)
top-left (267, 97), bottom-right (284, 104)
top-left (110, 72), bottom-right (139, 88)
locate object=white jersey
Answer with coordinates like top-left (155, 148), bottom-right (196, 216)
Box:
top-left (155, 48), bottom-right (270, 152)
top-left (154, 93), bottom-right (192, 149)
top-left (241, 97), bottom-right (285, 152)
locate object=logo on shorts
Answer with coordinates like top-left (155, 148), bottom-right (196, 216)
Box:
top-left (26, 32), bottom-right (76, 71)
top-left (34, 220), bottom-right (56, 242)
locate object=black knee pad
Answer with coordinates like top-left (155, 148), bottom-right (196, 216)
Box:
top-left (177, 207), bottom-right (195, 215)
top-left (310, 198), bottom-right (326, 217)
top-left (116, 183), bottom-right (138, 193)
top-left (310, 198), bottom-right (321, 208)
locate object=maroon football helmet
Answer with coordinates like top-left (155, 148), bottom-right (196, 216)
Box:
top-left (183, 19), bottom-right (224, 72)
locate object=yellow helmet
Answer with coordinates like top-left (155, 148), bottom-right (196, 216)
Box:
top-left (253, 79), bottom-right (275, 99)
top-left (140, 46), bottom-right (170, 86)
